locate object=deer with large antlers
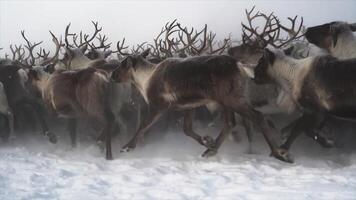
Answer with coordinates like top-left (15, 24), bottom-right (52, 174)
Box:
top-left (111, 48), bottom-right (293, 163)
top-left (226, 6), bottom-right (322, 148)
top-left (27, 29), bottom-right (120, 159)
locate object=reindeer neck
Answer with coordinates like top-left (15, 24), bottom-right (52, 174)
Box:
top-left (131, 63), bottom-right (156, 103)
top-left (332, 32), bottom-right (356, 59)
top-left (269, 56), bottom-right (314, 97)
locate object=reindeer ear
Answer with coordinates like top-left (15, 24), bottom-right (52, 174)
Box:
top-left (283, 46), bottom-right (294, 56)
top-left (265, 48), bottom-right (276, 65)
top-left (349, 23), bottom-right (356, 32)
top-left (140, 48), bottom-right (150, 58)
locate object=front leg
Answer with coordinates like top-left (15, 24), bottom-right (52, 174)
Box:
top-left (121, 104), bottom-right (166, 153)
top-left (21, 98), bottom-right (57, 144)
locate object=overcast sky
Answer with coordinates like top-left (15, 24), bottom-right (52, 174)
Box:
top-left (1, 0), bottom-right (355, 55)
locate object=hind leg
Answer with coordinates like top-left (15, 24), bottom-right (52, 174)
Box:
top-left (121, 103), bottom-right (166, 153)
top-left (202, 108), bottom-right (234, 157)
top-left (225, 98), bottom-right (293, 163)
top-left (183, 110), bottom-right (215, 149)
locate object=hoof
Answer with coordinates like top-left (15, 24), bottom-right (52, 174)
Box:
top-left (202, 136), bottom-right (215, 149)
top-left (45, 131), bottom-right (57, 144)
top-left (272, 148), bottom-right (294, 163)
top-left (201, 148), bottom-right (218, 158)
top-left (120, 143), bottom-right (136, 153)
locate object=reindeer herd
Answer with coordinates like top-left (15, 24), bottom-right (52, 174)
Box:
top-left (0, 6), bottom-right (355, 163)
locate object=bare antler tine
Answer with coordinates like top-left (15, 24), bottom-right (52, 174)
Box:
top-left (40, 30), bottom-right (63, 65)
top-left (20, 30), bottom-right (43, 66)
top-left (241, 6), bottom-right (304, 48)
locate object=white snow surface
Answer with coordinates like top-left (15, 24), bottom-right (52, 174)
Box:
top-left (1, 123), bottom-right (356, 200)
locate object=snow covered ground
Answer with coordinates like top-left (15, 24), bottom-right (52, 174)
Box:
top-left (1, 123), bottom-right (356, 200)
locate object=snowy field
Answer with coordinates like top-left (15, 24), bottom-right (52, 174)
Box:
top-left (1, 121), bottom-right (356, 200)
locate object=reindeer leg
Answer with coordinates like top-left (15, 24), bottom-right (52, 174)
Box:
top-left (304, 116), bottom-right (335, 148)
top-left (230, 114), bottom-right (241, 142)
top-left (21, 98), bottom-right (57, 143)
top-left (280, 113), bottom-right (319, 150)
top-left (121, 106), bottom-right (165, 153)
top-left (241, 117), bottom-right (253, 153)
top-left (202, 109), bottom-right (234, 157)
top-left (230, 101), bottom-right (293, 163)
top-left (182, 110), bottom-right (215, 148)
top-left (67, 118), bottom-right (77, 147)
top-left (101, 108), bottom-right (115, 160)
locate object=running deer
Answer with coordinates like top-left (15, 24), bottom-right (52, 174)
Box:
top-left (253, 47), bottom-right (356, 151)
top-left (111, 49), bottom-right (293, 163)
top-left (28, 31), bottom-right (117, 160)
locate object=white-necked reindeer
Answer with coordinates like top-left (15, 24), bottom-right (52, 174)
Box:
top-left (305, 21), bottom-right (356, 59)
top-left (253, 47), bottom-right (356, 151)
top-left (111, 48), bottom-right (293, 163)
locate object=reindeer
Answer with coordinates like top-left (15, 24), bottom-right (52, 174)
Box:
top-left (253, 46), bottom-right (356, 152)
top-left (27, 30), bottom-right (117, 159)
top-left (0, 31), bottom-right (58, 143)
top-left (305, 21), bottom-right (356, 59)
top-left (111, 48), bottom-right (293, 163)
top-left (227, 6), bottom-right (322, 145)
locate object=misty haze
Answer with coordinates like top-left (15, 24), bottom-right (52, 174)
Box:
top-left (0, 0), bottom-right (356, 199)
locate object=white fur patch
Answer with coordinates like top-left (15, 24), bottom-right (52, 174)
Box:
top-left (205, 102), bottom-right (221, 113)
top-left (331, 31), bottom-right (356, 59)
top-left (95, 72), bottom-right (109, 82)
top-left (238, 62), bottom-right (255, 78)
top-left (267, 49), bottom-right (314, 102)
top-left (132, 67), bottom-right (157, 103)
top-left (162, 92), bottom-right (177, 102)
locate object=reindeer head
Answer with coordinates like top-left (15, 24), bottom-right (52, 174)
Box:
top-left (305, 21), bottom-right (356, 53)
top-left (228, 41), bottom-right (264, 64)
top-left (229, 6), bottom-right (303, 65)
top-left (111, 49), bottom-right (150, 83)
top-left (254, 47), bottom-right (294, 84)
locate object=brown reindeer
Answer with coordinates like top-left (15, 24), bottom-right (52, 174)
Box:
top-left (27, 31), bottom-right (117, 159)
top-left (111, 49), bottom-right (293, 163)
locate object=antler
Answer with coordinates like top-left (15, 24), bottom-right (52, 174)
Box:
top-left (87, 34), bottom-right (112, 50)
top-left (205, 31), bottom-right (232, 55)
top-left (83, 21), bottom-right (103, 47)
top-left (40, 31), bottom-right (64, 65)
top-left (131, 42), bottom-right (148, 54)
top-left (241, 6), bottom-right (280, 47)
top-left (37, 47), bottom-right (50, 60)
top-left (9, 44), bottom-right (25, 61)
top-left (21, 30), bottom-right (43, 66)
top-left (177, 23), bottom-right (208, 56)
top-left (112, 38), bottom-right (130, 56)
top-left (274, 16), bottom-right (304, 47)
top-left (241, 6), bottom-right (304, 48)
